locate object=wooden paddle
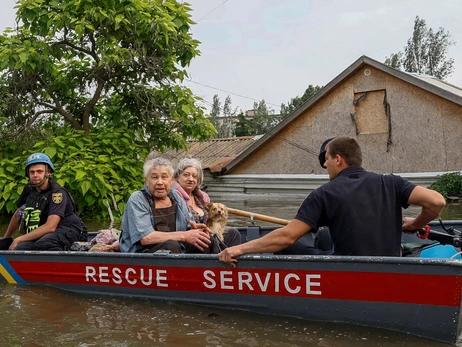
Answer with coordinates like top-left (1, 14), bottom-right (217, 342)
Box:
top-left (227, 207), bottom-right (290, 226)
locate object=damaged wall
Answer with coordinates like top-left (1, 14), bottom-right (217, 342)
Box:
top-left (228, 65), bottom-right (462, 174)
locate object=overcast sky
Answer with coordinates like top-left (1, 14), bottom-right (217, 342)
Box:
top-left (2, 0), bottom-right (462, 113)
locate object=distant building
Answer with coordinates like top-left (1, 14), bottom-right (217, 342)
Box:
top-left (225, 55), bottom-right (462, 175)
top-left (204, 55), bottom-right (462, 198)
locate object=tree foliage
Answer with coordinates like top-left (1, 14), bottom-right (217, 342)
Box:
top-left (0, 0), bottom-right (215, 150)
top-left (251, 100), bottom-right (277, 135)
top-left (210, 94), bottom-right (221, 119)
top-left (384, 16), bottom-right (455, 80)
top-left (209, 94), bottom-right (226, 138)
top-left (208, 94), bottom-right (237, 138)
top-left (0, 129), bottom-right (148, 220)
top-left (429, 172), bottom-right (462, 199)
top-left (222, 96), bottom-right (234, 117)
top-left (384, 53), bottom-right (402, 69)
top-left (280, 84), bottom-right (322, 117)
top-left (234, 111), bottom-right (252, 137)
top-left (233, 100), bottom-right (278, 136)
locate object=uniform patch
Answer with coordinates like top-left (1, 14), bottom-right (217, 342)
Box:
top-left (52, 193), bottom-right (63, 204)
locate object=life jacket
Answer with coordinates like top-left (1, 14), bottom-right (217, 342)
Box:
top-left (19, 180), bottom-right (88, 241)
top-left (19, 184), bottom-right (54, 234)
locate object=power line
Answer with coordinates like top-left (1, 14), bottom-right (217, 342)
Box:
top-left (186, 79), bottom-right (280, 108)
top-left (197, 0), bottom-right (229, 22)
top-left (197, 98), bottom-right (236, 115)
top-left (197, 96), bottom-right (318, 157)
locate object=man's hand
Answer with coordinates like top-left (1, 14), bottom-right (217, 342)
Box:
top-left (189, 221), bottom-right (212, 234)
top-left (218, 246), bottom-right (243, 268)
top-left (184, 228), bottom-right (211, 251)
top-left (9, 237), bottom-right (22, 250)
top-left (402, 217), bottom-right (418, 232)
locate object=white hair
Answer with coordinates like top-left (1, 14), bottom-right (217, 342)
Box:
top-left (174, 157), bottom-right (203, 188)
top-left (143, 157), bottom-right (174, 178)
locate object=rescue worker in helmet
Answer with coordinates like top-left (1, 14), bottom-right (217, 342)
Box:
top-left (1, 152), bottom-right (85, 250)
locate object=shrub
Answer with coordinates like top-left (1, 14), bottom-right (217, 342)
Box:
top-left (0, 129), bottom-right (149, 221)
top-left (429, 172), bottom-right (462, 199)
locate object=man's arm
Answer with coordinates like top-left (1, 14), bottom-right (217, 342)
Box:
top-left (140, 227), bottom-right (211, 251)
top-left (219, 219), bottom-right (311, 267)
top-left (403, 186), bottom-right (446, 230)
top-left (3, 209), bottom-right (21, 238)
top-left (9, 215), bottom-right (61, 250)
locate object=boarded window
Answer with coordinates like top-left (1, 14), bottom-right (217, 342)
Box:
top-left (353, 90), bottom-right (388, 134)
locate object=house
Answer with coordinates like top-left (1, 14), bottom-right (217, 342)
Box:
top-left (148, 135), bottom-right (261, 175)
top-left (205, 55), bottom-right (462, 199)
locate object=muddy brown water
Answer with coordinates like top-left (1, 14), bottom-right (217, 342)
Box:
top-left (0, 285), bottom-right (452, 346)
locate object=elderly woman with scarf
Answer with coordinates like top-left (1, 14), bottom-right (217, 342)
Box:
top-left (172, 158), bottom-right (242, 250)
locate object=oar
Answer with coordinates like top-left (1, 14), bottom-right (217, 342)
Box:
top-left (227, 207), bottom-right (290, 226)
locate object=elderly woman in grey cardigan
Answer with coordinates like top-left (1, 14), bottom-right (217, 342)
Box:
top-left (172, 158), bottom-right (242, 249)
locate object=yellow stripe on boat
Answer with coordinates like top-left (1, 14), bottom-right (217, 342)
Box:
top-left (0, 264), bottom-right (17, 284)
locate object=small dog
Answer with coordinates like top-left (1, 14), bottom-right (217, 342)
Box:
top-left (204, 202), bottom-right (228, 241)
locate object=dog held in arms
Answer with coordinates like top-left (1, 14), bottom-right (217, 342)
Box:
top-left (204, 202), bottom-right (228, 242)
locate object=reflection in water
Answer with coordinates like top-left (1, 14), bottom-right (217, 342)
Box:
top-left (0, 284), bottom-right (449, 347)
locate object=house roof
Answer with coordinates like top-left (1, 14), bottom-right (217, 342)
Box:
top-left (149, 135), bottom-right (261, 173)
top-left (224, 55), bottom-right (462, 174)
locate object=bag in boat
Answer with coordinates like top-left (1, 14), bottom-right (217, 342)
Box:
top-left (91, 228), bottom-right (121, 245)
top-left (70, 241), bottom-right (93, 251)
top-left (88, 244), bottom-right (115, 252)
top-left (402, 242), bottom-right (461, 259)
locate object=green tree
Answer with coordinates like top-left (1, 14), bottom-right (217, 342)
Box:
top-left (210, 94), bottom-right (221, 119)
top-left (280, 85), bottom-right (322, 117)
top-left (209, 94), bottom-right (236, 138)
top-left (223, 96), bottom-right (237, 117)
top-left (252, 100), bottom-right (277, 135)
top-left (384, 53), bottom-right (402, 69)
top-left (0, 129), bottom-right (148, 220)
top-left (384, 16), bottom-right (455, 80)
top-left (0, 0), bottom-right (215, 150)
top-left (221, 95), bottom-right (237, 137)
top-left (429, 172), bottom-right (462, 199)
top-left (209, 94), bottom-right (222, 137)
top-left (234, 111), bottom-right (252, 137)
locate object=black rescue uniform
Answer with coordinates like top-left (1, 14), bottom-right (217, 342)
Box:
top-left (295, 166), bottom-right (416, 256)
top-left (15, 179), bottom-right (84, 251)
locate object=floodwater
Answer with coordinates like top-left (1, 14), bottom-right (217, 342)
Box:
top-left (0, 284), bottom-right (452, 347)
top-left (222, 199), bottom-right (462, 227)
top-left (0, 200), bottom-right (461, 347)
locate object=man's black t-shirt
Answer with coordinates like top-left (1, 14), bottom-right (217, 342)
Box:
top-left (295, 166), bottom-right (416, 256)
top-left (17, 179), bottom-right (82, 231)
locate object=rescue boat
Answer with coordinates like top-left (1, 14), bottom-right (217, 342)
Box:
top-left (0, 220), bottom-right (461, 345)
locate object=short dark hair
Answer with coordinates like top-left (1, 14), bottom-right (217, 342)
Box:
top-left (326, 137), bottom-right (362, 166)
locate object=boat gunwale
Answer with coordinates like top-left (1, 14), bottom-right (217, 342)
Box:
top-left (2, 249), bottom-right (462, 268)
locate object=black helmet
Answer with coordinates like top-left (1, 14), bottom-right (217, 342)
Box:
top-left (318, 138), bottom-right (335, 168)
